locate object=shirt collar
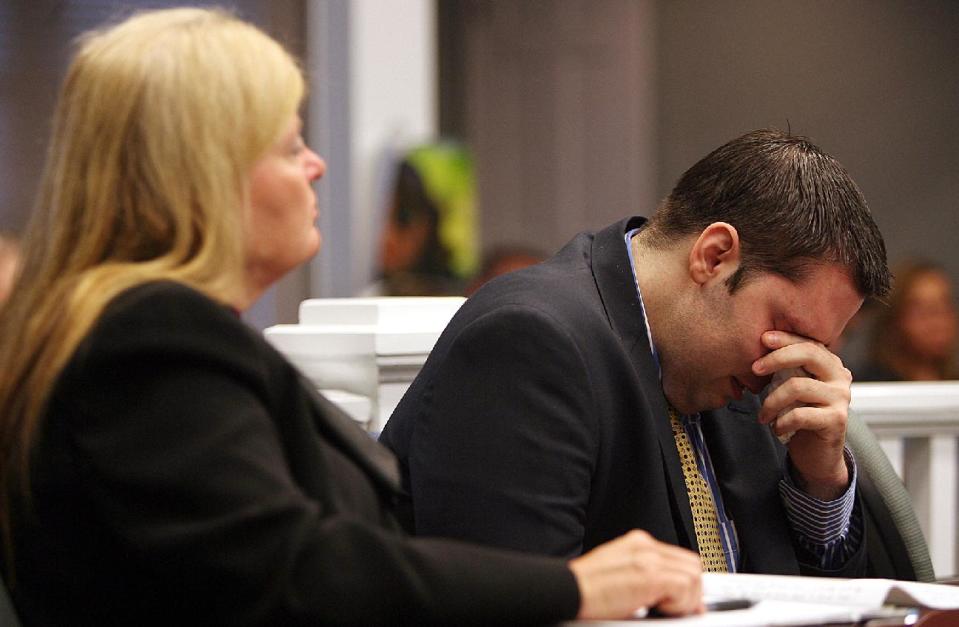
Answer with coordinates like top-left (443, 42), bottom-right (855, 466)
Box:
top-left (624, 227), bottom-right (660, 378)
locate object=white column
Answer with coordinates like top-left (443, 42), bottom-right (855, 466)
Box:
top-left (877, 436), bottom-right (904, 480)
top-left (928, 435), bottom-right (958, 577)
top-left (306, 0), bottom-right (437, 298)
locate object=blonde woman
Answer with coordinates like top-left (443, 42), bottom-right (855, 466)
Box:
top-left (0, 8), bottom-right (703, 625)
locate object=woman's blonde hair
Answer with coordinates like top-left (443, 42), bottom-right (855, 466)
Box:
top-left (0, 7), bottom-right (304, 559)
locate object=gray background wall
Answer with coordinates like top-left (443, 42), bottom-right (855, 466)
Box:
top-left (0, 0), bottom-right (307, 231)
top-left (442, 0), bottom-right (959, 287)
top-left (657, 0), bottom-right (959, 283)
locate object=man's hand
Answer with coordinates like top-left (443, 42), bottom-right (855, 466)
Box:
top-left (752, 330), bottom-right (851, 500)
top-left (569, 530), bottom-right (704, 619)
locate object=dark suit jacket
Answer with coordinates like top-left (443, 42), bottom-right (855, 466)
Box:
top-left (380, 217), bottom-right (866, 577)
top-left (6, 282), bottom-right (578, 626)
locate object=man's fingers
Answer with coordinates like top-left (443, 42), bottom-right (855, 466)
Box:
top-left (761, 330), bottom-right (817, 349)
top-left (759, 376), bottom-right (848, 423)
top-left (770, 405), bottom-right (845, 437)
top-left (753, 342), bottom-right (841, 381)
top-left (755, 332), bottom-right (853, 499)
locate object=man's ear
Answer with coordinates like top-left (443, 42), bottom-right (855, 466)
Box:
top-left (687, 222), bottom-right (741, 286)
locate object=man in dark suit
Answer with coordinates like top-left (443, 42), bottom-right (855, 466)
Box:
top-left (380, 129), bottom-right (891, 577)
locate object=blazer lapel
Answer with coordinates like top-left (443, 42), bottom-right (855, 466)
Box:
top-left (300, 377), bottom-right (403, 496)
top-left (589, 217), bottom-right (697, 551)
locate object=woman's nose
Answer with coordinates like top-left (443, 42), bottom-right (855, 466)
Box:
top-left (304, 148), bottom-right (326, 182)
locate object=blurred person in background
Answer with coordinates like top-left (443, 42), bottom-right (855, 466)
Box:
top-left (857, 259), bottom-right (958, 381)
top-left (0, 8), bottom-right (705, 625)
top-left (464, 245), bottom-right (545, 296)
top-left (373, 143), bottom-right (478, 296)
top-left (0, 234), bottom-right (19, 305)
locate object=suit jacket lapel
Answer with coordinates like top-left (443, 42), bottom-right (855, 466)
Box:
top-left (300, 376), bottom-right (403, 496)
top-left (589, 217), bottom-right (697, 551)
top-left (635, 355), bottom-right (697, 551)
top-left (701, 399), bottom-right (800, 574)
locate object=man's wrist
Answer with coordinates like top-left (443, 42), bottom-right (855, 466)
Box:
top-left (787, 453), bottom-right (851, 501)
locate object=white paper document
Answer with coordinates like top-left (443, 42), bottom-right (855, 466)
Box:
top-left (701, 572), bottom-right (959, 610)
top-left (565, 601), bottom-right (910, 627)
top-left (562, 572), bottom-right (959, 626)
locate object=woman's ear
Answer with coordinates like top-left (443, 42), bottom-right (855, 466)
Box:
top-left (687, 222), bottom-right (741, 286)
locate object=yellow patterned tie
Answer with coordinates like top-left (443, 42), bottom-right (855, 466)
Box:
top-left (668, 407), bottom-right (728, 573)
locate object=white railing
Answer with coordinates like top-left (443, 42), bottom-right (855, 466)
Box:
top-left (851, 381), bottom-right (959, 578)
top-left (265, 297), bottom-right (466, 434)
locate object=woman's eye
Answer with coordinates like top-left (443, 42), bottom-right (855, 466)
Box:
top-left (289, 137), bottom-right (306, 156)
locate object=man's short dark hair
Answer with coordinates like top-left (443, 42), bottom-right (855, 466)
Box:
top-left (644, 129), bottom-right (891, 299)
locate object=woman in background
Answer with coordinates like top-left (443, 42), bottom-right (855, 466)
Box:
top-left (0, 9), bottom-right (702, 625)
top-left (0, 233), bottom-right (19, 305)
top-left (858, 259), bottom-right (958, 381)
top-left (375, 143), bottom-right (477, 296)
